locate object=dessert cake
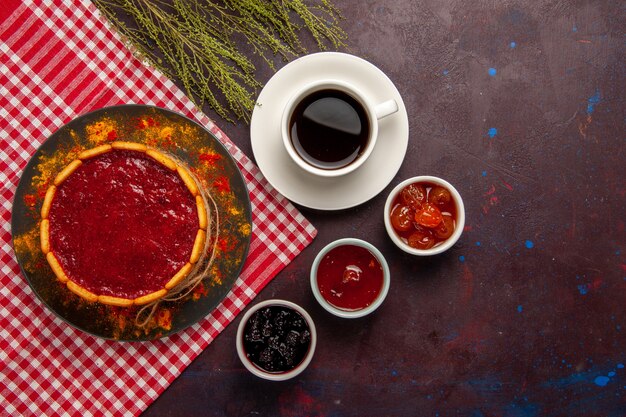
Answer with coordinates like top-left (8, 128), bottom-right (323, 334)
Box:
top-left (39, 142), bottom-right (207, 307)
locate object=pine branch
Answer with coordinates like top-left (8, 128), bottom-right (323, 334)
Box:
top-left (93, 0), bottom-right (347, 122)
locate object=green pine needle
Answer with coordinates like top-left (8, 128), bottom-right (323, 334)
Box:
top-left (94, 0), bottom-right (347, 122)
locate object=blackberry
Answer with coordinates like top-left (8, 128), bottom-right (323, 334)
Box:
top-left (242, 305), bottom-right (312, 373)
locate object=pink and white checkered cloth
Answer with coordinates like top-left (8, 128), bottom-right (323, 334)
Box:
top-left (0, 1), bottom-right (316, 415)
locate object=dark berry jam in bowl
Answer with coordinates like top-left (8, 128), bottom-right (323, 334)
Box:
top-left (236, 299), bottom-right (316, 381)
top-left (384, 176), bottom-right (465, 256)
top-left (310, 238), bottom-right (390, 318)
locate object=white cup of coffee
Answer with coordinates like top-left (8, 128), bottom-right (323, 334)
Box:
top-left (281, 79), bottom-right (398, 177)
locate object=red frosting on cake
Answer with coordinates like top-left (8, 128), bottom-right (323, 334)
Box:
top-left (47, 150), bottom-right (198, 299)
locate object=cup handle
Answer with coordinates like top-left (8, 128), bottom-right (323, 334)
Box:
top-left (374, 99), bottom-right (399, 120)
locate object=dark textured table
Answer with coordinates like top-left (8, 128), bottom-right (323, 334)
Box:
top-left (143, 1), bottom-right (624, 416)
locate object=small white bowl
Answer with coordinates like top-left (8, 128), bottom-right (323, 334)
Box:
top-left (310, 238), bottom-right (390, 318)
top-left (384, 176), bottom-right (465, 256)
top-left (236, 299), bottom-right (316, 381)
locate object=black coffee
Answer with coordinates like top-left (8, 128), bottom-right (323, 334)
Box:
top-left (289, 89), bottom-right (370, 170)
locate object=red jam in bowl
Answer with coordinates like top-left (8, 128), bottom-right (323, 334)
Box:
top-left (389, 181), bottom-right (458, 250)
top-left (316, 245), bottom-right (384, 311)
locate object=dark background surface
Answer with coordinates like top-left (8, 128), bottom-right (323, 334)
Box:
top-left (141, 1), bottom-right (625, 416)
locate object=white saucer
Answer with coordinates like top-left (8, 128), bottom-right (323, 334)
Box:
top-left (250, 52), bottom-right (409, 210)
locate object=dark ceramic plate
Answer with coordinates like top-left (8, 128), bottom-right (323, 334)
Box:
top-left (11, 105), bottom-right (252, 341)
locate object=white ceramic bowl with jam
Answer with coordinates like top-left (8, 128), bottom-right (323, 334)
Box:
top-left (310, 238), bottom-right (390, 318)
top-left (236, 299), bottom-right (316, 381)
top-left (384, 176), bottom-right (465, 256)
